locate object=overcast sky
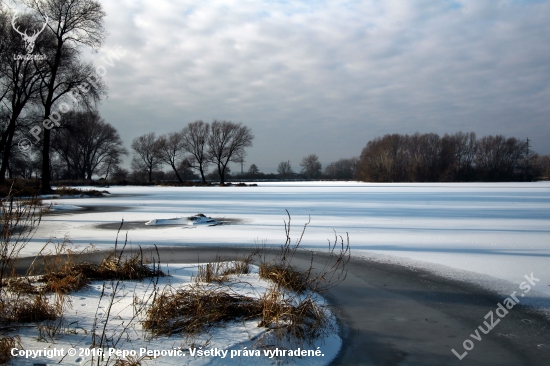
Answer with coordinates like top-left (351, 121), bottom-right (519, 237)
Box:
top-left (85, 0), bottom-right (549, 173)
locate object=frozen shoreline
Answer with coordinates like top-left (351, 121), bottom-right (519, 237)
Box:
top-left (15, 246), bottom-right (550, 366)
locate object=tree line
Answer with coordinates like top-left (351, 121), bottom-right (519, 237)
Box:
top-left (129, 120), bottom-right (253, 185)
top-left (356, 132), bottom-right (549, 182)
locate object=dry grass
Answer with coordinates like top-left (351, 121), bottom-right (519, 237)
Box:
top-left (143, 285), bottom-right (263, 338)
top-left (195, 255), bottom-right (252, 284)
top-left (34, 243), bottom-right (165, 294)
top-left (0, 190), bottom-right (42, 286)
top-left (259, 210), bottom-right (350, 295)
top-left (114, 356), bottom-right (149, 366)
top-left (0, 189), bottom-right (50, 327)
top-left (54, 186), bottom-right (109, 197)
top-left (258, 288), bottom-right (330, 341)
top-left (0, 335), bottom-right (21, 365)
top-left (143, 283), bottom-right (331, 345)
top-left (3, 277), bottom-right (38, 294)
top-left (258, 263), bottom-right (308, 293)
top-left (0, 293), bottom-right (58, 324)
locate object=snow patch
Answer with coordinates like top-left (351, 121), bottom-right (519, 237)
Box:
top-left (8, 263), bottom-right (341, 366)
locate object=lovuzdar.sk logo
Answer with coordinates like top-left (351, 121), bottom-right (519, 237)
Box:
top-left (12, 12), bottom-right (49, 61)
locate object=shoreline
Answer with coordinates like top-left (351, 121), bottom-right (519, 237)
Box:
top-left (15, 246), bottom-right (550, 365)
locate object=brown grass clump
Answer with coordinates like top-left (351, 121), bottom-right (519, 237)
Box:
top-left (258, 289), bottom-right (330, 341)
top-left (54, 186), bottom-right (109, 197)
top-left (36, 243), bottom-right (165, 294)
top-left (3, 277), bottom-right (38, 294)
top-left (143, 284), bottom-right (331, 344)
top-left (36, 241), bottom-right (92, 293)
top-left (42, 271), bottom-right (89, 293)
top-left (1, 293), bottom-right (58, 324)
top-left (94, 251), bottom-right (164, 281)
top-left (0, 335), bottom-right (21, 365)
top-left (114, 357), bottom-right (148, 366)
top-left (195, 255), bottom-right (252, 284)
top-left (258, 263), bottom-right (308, 293)
top-left (144, 286), bottom-right (263, 337)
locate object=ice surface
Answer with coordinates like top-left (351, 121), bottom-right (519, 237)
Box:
top-left (29, 182), bottom-right (550, 311)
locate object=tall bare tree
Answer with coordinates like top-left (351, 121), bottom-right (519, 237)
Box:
top-left (157, 131), bottom-right (186, 182)
top-left (0, 10), bottom-right (47, 183)
top-left (181, 120), bottom-right (210, 183)
top-left (52, 110), bottom-right (126, 179)
top-left (24, 0), bottom-right (107, 192)
top-left (131, 132), bottom-right (162, 183)
top-left (207, 120), bottom-right (253, 184)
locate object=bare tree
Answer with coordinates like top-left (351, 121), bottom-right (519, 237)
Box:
top-left (277, 160), bottom-right (293, 179)
top-left (300, 154), bottom-right (322, 180)
top-left (181, 120), bottom-right (210, 183)
top-left (207, 120), bottom-right (253, 184)
top-left (0, 10), bottom-right (48, 183)
top-left (51, 110), bottom-right (126, 180)
top-left (157, 131), bottom-right (186, 182)
top-left (131, 132), bottom-right (162, 183)
top-left (24, 0), bottom-right (107, 192)
top-left (96, 153), bottom-right (121, 181)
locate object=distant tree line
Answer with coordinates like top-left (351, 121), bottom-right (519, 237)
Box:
top-left (228, 155), bottom-right (358, 181)
top-left (356, 132), bottom-right (549, 182)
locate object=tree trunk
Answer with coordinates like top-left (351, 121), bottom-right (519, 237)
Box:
top-left (41, 128), bottom-right (53, 193)
top-left (170, 163), bottom-right (183, 182)
top-left (199, 166), bottom-right (206, 183)
top-left (0, 113), bottom-right (19, 184)
top-left (218, 164), bottom-right (225, 184)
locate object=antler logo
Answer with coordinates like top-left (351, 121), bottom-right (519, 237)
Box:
top-left (11, 13), bottom-right (49, 54)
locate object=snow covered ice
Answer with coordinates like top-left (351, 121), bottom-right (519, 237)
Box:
top-left (30, 181), bottom-right (550, 311)
top-left (7, 181), bottom-right (549, 365)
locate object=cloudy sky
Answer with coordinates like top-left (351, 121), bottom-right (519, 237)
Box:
top-left (87, 0), bottom-right (549, 172)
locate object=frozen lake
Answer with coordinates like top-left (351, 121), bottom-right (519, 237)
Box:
top-left (32, 182), bottom-right (550, 309)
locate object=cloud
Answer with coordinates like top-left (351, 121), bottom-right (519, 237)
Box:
top-left (92, 0), bottom-right (550, 171)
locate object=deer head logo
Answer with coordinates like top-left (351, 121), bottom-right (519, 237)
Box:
top-left (11, 13), bottom-right (49, 54)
